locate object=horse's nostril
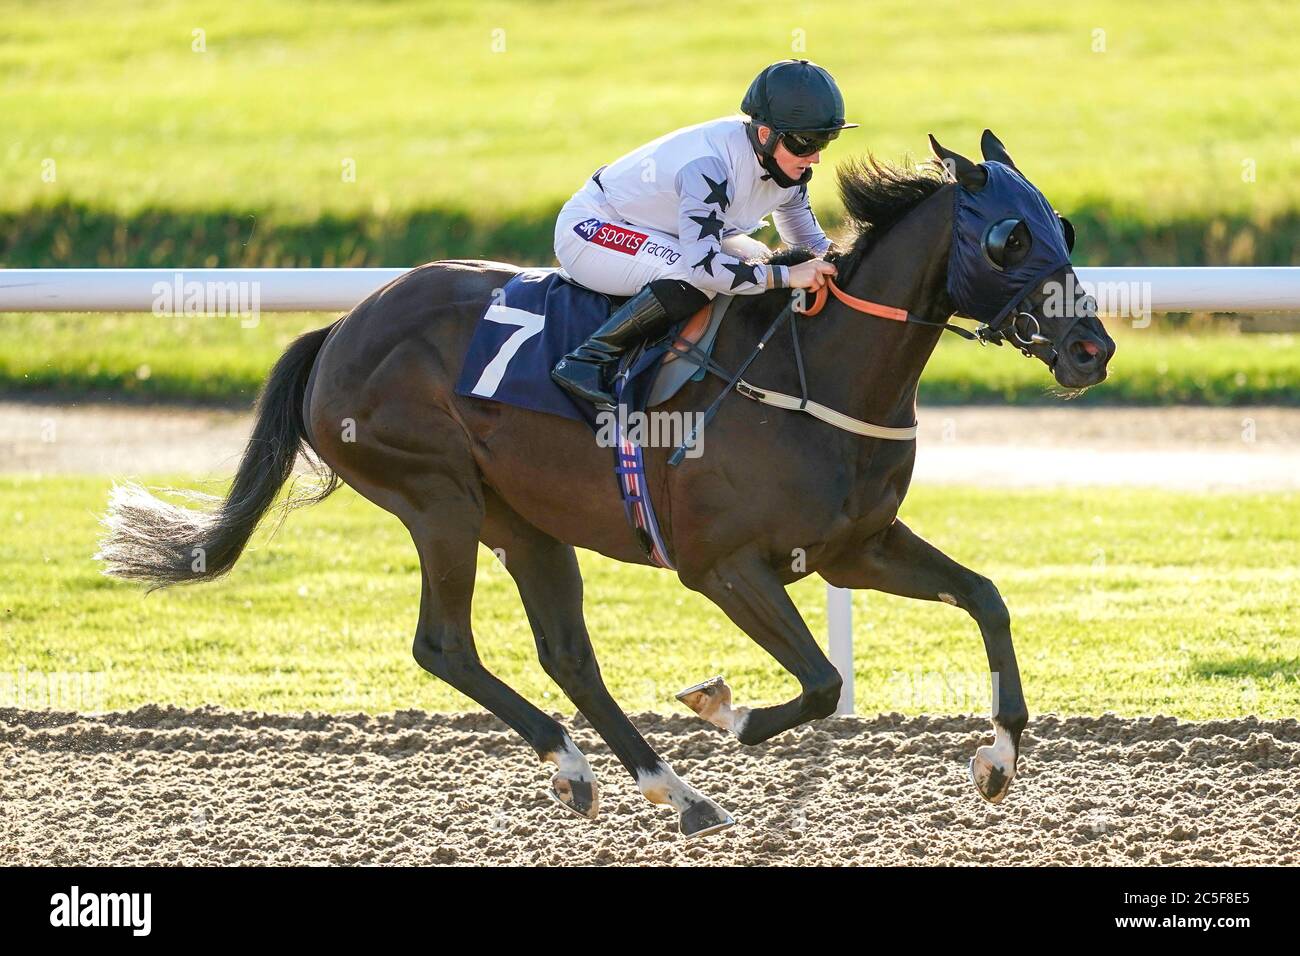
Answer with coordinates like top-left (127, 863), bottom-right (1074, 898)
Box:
top-left (1069, 340), bottom-right (1097, 365)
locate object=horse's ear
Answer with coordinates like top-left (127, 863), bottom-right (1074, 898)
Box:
top-left (980, 128), bottom-right (1017, 169)
top-left (1057, 214), bottom-right (1075, 253)
top-left (929, 133), bottom-right (987, 190)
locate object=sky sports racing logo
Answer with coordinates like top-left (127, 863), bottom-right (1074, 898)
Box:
top-left (573, 219), bottom-right (648, 255)
top-left (49, 886), bottom-right (151, 936)
top-left (573, 217), bottom-right (601, 239)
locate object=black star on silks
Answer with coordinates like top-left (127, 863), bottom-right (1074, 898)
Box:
top-left (692, 246), bottom-right (718, 276)
top-left (723, 259), bottom-right (759, 290)
top-left (701, 172), bottom-right (730, 211)
top-left (689, 209), bottom-right (724, 242)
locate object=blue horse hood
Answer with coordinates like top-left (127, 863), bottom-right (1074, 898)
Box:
top-left (947, 161), bottom-right (1072, 326)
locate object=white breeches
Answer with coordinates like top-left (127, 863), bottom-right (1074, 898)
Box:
top-left (553, 180), bottom-right (770, 297)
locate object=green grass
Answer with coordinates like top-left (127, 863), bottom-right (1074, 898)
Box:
top-left (3, 2), bottom-right (1297, 407)
top-left (2, 0), bottom-right (1300, 267)
top-left (924, 325), bottom-right (1300, 405)
top-left (0, 311), bottom-right (324, 403)
top-left (1, 310), bottom-right (1295, 406)
top-left (2, 476), bottom-right (1296, 719)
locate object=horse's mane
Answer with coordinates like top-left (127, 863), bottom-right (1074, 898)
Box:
top-left (766, 155), bottom-right (946, 280)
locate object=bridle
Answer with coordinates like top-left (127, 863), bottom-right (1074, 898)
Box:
top-left (798, 274), bottom-right (1087, 361)
top-left (662, 182), bottom-right (1097, 464)
top-left (663, 267), bottom-right (1094, 466)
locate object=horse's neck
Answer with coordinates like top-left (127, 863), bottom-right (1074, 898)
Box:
top-left (801, 227), bottom-right (951, 429)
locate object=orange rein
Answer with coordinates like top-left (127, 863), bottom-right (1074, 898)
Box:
top-left (796, 277), bottom-right (910, 323)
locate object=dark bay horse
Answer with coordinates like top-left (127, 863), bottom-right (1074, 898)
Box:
top-left (99, 132), bottom-right (1115, 837)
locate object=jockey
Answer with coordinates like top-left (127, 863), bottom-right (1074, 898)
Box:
top-left (551, 59), bottom-right (857, 407)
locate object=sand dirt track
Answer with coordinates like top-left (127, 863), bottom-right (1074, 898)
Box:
top-left (6, 401), bottom-right (1300, 489)
top-left (3, 707), bottom-right (1297, 865)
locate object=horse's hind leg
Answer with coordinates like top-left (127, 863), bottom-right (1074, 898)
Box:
top-left (308, 326), bottom-right (598, 819)
top-left (409, 551), bottom-right (598, 820)
top-left (358, 465), bottom-right (599, 818)
top-left (482, 492), bottom-right (733, 838)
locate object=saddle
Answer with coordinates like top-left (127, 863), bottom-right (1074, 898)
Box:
top-left (455, 268), bottom-right (730, 422)
top-left (454, 268), bottom-right (731, 571)
top-left (564, 274), bottom-right (726, 406)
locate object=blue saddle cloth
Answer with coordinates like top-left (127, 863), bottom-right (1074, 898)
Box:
top-left (454, 269), bottom-right (670, 427)
top-left (455, 267), bottom-right (686, 569)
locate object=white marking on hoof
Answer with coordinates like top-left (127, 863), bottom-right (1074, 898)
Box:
top-left (969, 724), bottom-right (1017, 804)
top-left (636, 765), bottom-right (735, 838)
top-left (635, 765), bottom-right (696, 811)
top-left (543, 736), bottom-right (599, 819)
top-left (675, 675), bottom-right (751, 737)
top-left (542, 736), bottom-right (595, 782)
top-left (631, 764), bottom-right (707, 816)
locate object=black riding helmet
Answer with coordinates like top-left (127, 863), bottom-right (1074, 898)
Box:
top-left (741, 59), bottom-right (858, 187)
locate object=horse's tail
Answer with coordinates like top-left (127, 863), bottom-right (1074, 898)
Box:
top-left (96, 323), bottom-right (339, 589)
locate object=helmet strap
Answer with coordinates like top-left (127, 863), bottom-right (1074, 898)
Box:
top-left (745, 121), bottom-right (812, 189)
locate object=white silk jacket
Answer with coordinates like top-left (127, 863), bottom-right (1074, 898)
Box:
top-left (587, 116), bottom-right (832, 294)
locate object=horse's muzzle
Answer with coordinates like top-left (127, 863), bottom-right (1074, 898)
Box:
top-left (1052, 317), bottom-right (1116, 389)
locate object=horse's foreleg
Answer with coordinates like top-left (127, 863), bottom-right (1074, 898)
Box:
top-left (821, 518), bottom-right (1028, 804)
top-left (484, 495), bottom-right (733, 837)
top-left (679, 552), bottom-right (844, 745)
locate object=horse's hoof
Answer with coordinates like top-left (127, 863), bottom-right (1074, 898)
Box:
top-left (548, 774), bottom-right (600, 820)
top-left (968, 749), bottom-right (1014, 805)
top-left (677, 675), bottom-right (729, 713)
top-left (679, 798), bottom-right (735, 839)
top-left (676, 676), bottom-right (748, 736)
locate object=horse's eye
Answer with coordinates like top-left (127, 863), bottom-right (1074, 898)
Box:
top-left (983, 218), bottom-right (1032, 270)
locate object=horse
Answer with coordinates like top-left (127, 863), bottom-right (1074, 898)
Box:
top-left (98, 131), bottom-right (1115, 838)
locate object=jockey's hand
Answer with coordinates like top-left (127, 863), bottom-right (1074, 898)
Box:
top-left (788, 258), bottom-right (837, 291)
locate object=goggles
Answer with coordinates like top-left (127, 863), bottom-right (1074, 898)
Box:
top-left (780, 129), bottom-right (839, 156)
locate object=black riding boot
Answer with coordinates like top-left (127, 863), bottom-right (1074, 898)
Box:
top-left (551, 279), bottom-right (708, 407)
